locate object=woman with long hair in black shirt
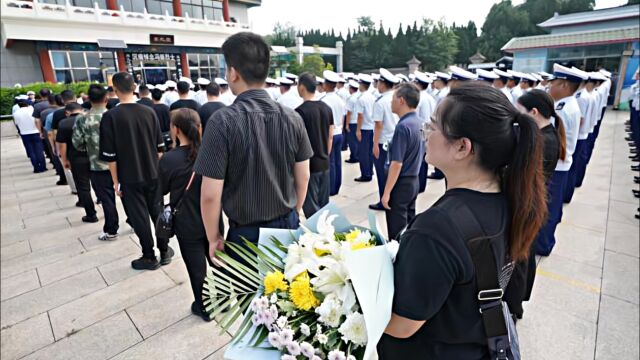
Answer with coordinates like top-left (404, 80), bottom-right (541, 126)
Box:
top-left (378, 82), bottom-right (547, 359)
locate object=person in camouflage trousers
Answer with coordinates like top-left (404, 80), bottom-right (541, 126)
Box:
top-left (72, 85), bottom-right (120, 241)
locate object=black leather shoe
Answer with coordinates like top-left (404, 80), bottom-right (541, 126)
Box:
top-left (82, 215), bottom-right (99, 223)
top-left (191, 302), bottom-right (214, 322)
top-left (369, 202), bottom-right (385, 211)
top-left (56, 179), bottom-right (68, 186)
top-left (633, 189), bottom-right (639, 198)
top-left (354, 176), bottom-right (372, 182)
top-left (160, 246), bottom-right (175, 265)
top-left (75, 201), bottom-right (83, 208)
top-left (131, 256), bottom-right (160, 270)
top-left (345, 159), bottom-right (359, 164)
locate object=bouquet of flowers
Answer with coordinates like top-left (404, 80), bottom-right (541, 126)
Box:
top-left (204, 203), bottom-right (396, 360)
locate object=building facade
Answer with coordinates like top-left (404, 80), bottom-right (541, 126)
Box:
top-left (1, 0), bottom-right (261, 87)
top-left (502, 4), bottom-right (639, 106)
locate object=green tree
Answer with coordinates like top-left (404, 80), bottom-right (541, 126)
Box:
top-left (478, 0), bottom-right (530, 60)
top-left (628, 0), bottom-right (639, 4)
top-left (265, 22), bottom-right (297, 47)
top-left (415, 19), bottom-right (459, 71)
top-left (559, 0), bottom-right (595, 14)
top-left (452, 21), bottom-right (479, 64)
top-left (357, 16), bottom-right (375, 34)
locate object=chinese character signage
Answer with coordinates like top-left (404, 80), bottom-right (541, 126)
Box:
top-left (150, 34), bottom-right (175, 45)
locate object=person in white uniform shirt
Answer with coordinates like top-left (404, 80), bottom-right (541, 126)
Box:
top-left (265, 78), bottom-right (281, 101)
top-left (476, 68), bottom-right (498, 86)
top-left (493, 69), bottom-right (515, 104)
top-left (537, 63), bottom-right (585, 256)
top-left (507, 70), bottom-right (524, 103)
top-left (432, 71), bottom-right (450, 105)
top-left (336, 77), bottom-right (350, 102)
top-left (414, 72), bottom-right (437, 193)
top-left (215, 78), bottom-right (236, 105)
top-left (355, 73), bottom-right (376, 183)
top-left (161, 80), bottom-right (179, 107)
top-left (320, 70), bottom-right (347, 196)
top-left (14, 100), bottom-right (47, 173)
top-left (370, 68), bottom-right (400, 210)
top-left (537, 72), bottom-right (552, 91)
top-left (277, 77), bottom-right (303, 109)
top-left (370, 73), bottom-right (381, 98)
top-left (315, 77), bottom-right (325, 99)
top-left (593, 69), bottom-right (611, 141)
top-left (448, 66), bottom-right (477, 88)
top-left (344, 79), bottom-right (362, 164)
top-left (563, 67), bottom-right (593, 204)
top-left (194, 78), bottom-right (211, 105)
top-left (575, 72), bottom-right (603, 188)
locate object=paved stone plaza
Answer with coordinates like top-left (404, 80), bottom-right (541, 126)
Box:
top-left (0, 110), bottom-right (638, 360)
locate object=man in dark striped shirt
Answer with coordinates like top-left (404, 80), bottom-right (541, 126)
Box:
top-left (194, 32), bottom-right (313, 265)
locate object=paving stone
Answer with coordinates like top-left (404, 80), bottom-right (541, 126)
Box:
top-left (160, 257), bottom-right (190, 285)
top-left (203, 346), bottom-right (227, 360)
top-left (605, 220), bottom-right (640, 258)
top-left (561, 201), bottom-right (608, 233)
top-left (126, 283), bottom-right (193, 338)
top-left (38, 240), bottom-right (140, 285)
top-left (0, 313), bottom-right (53, 360)
top-left (602, 250), bottom-right (639, 305)
top-left (0, 240), bottom-right (85, 279)
top-left (595, 295), bottom-right (640, 360)
top-left (553, 222), bottom-right (605, 268)
top-left (23, 312), bottom-right (142, 360)
top-left (0, 240), bottom-right (31, 261)
top-left (1, 269), bottom-right (106, 328)
top-left (98, 255), bottom-right (141, 286)
top-left (608, 199), bottom-right (640, 227)
top-left (0, 269), bottom-right (40, 301)
top-left (110, 316), bottom-right (230, 360)
top-left (49, 270), bottom-right (175, 340)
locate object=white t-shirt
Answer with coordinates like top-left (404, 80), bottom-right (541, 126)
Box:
top-left (345, 92), bottom-right (361, 124)
top-left (417, 90), bottom-right (436, 125)
top-left (277, 89), bottom-right (303, 110)
top-left (357, 91), bottom-right (376, 131)
top-left (320, 91), bottom-right (346, 135)
top-left (162, 91), bottom-right (179, 107)
top-left (554, 95), bottom-right (581, 172)
top-left (574, 89), bottom-right (592, 140)
top-left (372, 90), bottom-right (398, 144)
top-left (13, 106), bottom-right (39, 135)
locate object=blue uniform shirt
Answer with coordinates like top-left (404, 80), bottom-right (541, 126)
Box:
top-left (389, 111), bottom-right (424, 177)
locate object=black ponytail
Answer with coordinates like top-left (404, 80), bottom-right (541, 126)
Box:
top-left (170, 108), bottom-right (202, 163)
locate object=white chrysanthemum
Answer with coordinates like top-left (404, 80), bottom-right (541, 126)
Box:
top-left (316, 333), bottom-right (328, 345)
top-left (280, 328), bottom-right (294, 346)
top-left (338, 312), bottom-right (368, 346)
top-left (270, 293), bottom-right (278, 304)
top-left (268, 332), bottom-right (283, 349)
top-left (347, 356), bottom-right (356, 360)
top-left (300, 341), bottom-right (315, 358)
top-left (281, 355), bottom-right (296, 360)
top-left (286, 341), bottom-right (301, 356)
top-left (312, 356), bottom-right (322, 360)
top-left (276, 316), bottom-right (288, 329)
top-left (300, 323), bottom-right (311, 336)
top-left (328, 349), bottom-right (347, 360)
top-left (315, 294), bottom-right (343, 327)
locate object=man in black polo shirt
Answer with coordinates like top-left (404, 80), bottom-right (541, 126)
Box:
top-left (295, 72), bottom-right (333, 218)
top-left (195, 32), bottom-right (313, 265)
top-left (197, 82), bottom-right (226, 132)
top-left (169, 81), bottom-right (200, 111)
top-left (136, 85), bottom-right (154, 107)
top-left (50, 90), bottom-right (77, 186)
top-left (382, 83), bottom-right (424, 241)
top-left (100, 72), bottom-right (173, 270)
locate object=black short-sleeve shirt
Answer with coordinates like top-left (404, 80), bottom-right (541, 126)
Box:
top-left (51, 108), bottom-right (67, 130)
top-left (106, 98), bottom-right (120, 110)
top-left (170, 99), bottom-right (201, 112)
top-left (198, 101), bottom-right (226, 132)
top-left (152, 103), bottom-right (171, 133)
top-left (55, 114), bottom-right (88, 164)
top-left (31, 101), bottom-right (50, 119)
top-left (295, 100), bottom-right (332, 173)
top-left (540, 124), bottom-right (560, 182)
top-left (137, 97), bottom-right (154, 108)
top-left (378, 189), bottom-right (508, 360)
top-left (194, 89), bottom-right (313, 226)
top-left (99, 103), bottom-right (164, 184)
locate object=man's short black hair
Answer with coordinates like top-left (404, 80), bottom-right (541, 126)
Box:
top-left (151, 88), bottom-right (163, 101)
top-left (177, 81), bottom-right (190, 94)
top-left (112, 72), bottom-right (136, 93)
top-left (60, 89), bottom-right (76, 103)
top-left (298, 72), bottom-right (317, 94)
top-left (394, 83), bottom-right (420, 109)
top-left (39, 88), bottom-right (51, 98)
top-left (221, 32), bottom-right (270, 85)
top-left (65, 102), bottom-right (83, 113)
top-left (206, 82), bottom-right (220, 97)
top-left (88, 84), bottom-right (107, 103)
top-left (138, 85), bottom-right (149, 95)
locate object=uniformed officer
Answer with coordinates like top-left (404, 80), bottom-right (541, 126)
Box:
top-left (321, 70), bottom-right (347, 196)
top-left (476, 68), bottom-right (499, 84)
top-left (370, 68), bottom-right (400, 210)
top-left (337, 76), bottom-right (350, 102)
top-left (576, 72), bottom-right (603, 187)
top-left (215, 78), bottom-right (236, 105)
top-left (161, 80), bottom-right (179, 106)
top-left (493, 68), bottom-right (515, 103)
top-left (431, 71), bottom-right (450, 105)
top-left (537, 72), bottom-right (553, 91)
top-left (414, 72), bottom-right (437, 193)
top-left (563, 67), bottom-right (593, 203)
top-left (448, 66), bottom-right (477, 88)
top-left (355, 73), bottom-right (376, 183)
top-left (194, 77), bottom-right (211, 105)
top-left (382, 83), bottom-right (424, 240)
top-left (507, 70), bottom-right (524, 103)
top-left (265, 77), bottom-right (280, 101)
top-left (536, 63), bottom-right (585, 256)
top-left (370, 73), bottom-right (381, 98)
top-left (277, 77), bottom-right (303, 109)
top-left (344, 79), bottom-right (361, 164)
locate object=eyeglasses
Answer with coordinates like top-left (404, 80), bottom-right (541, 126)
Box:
top-left (421, 119), bottom-right (438, 140)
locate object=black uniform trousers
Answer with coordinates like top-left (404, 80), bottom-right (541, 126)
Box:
top-left (120, 180), bottom-right (168, 259)
top-left (385, 176), bottom-right (419, 241)
top-left (70, 160), bottom-right (96, 217)
top-left (90, 170), bottom-right (119, 235)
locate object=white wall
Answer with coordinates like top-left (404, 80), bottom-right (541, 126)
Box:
top-left (228, 2), bottom-right (249, 24)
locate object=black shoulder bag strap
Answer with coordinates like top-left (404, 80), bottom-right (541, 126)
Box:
top-left (172, 171), bottom-right (196, 215)
top-left (448, 201), bottom-right (513, 360)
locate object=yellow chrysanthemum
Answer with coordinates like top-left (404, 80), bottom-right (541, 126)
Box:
top-left (264, 271), bottom-right (288, 294)
top-left (289, 272), bottom-right (320, 311)
top-left (351, 241), bottom-right (373, 251)
top-left (314, 248), bottom-right (331, 257)
top-left (346, 229), bottom-right (374, 250)
top-left (345, 229), bottom-right (361, 242)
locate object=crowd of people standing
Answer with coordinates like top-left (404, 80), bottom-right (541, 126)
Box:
top-left (9, 29), bottom-right (639, 359)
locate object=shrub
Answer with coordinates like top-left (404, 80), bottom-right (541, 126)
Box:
top-left (1, 82), bottom-right (103, 117)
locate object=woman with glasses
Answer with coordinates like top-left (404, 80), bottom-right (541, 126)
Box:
top-left (378, 82), bottom-right (547, 359)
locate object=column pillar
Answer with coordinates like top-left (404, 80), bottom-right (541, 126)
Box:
top-left (222, 0), bottom-right (230, 21)
top-left (172, 0), bottom-right (182, 17)
top-left (116, 50), bottom-right (127, 72)
top-left (106, 0), bottom-right (117, 10)
top-left (38, 49), bottom-right (56, 83)
top-left (296, 37), bottom-right (304, 65)
top-left (335, 41), bottom-right (343, 73)
top-left (180, 53), bottom-right (190, 78)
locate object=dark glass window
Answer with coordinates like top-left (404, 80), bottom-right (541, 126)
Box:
top-left (181, 0), bottom-right (222, 20)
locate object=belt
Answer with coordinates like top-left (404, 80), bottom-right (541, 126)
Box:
top-left (228, 208), bottom-right (296, 229)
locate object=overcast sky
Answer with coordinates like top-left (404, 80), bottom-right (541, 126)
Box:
top-left (247, 0), bottom-right (629, 36)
